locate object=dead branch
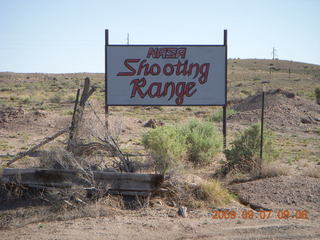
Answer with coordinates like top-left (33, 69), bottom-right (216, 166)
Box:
top-left (6, 128), bottom-right (69, 166)
top-left (68, 88), bottom-right (80, 142)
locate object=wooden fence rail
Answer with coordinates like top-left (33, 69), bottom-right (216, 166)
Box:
top-left (0, 168), bottom-right (163, 196)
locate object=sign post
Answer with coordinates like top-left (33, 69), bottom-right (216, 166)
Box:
top-left (223, 30), bottom-right (227, 149)
top-left (105, 29), bottom-right (109, 130)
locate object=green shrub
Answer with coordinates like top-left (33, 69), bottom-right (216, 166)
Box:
top-left (211, 109), bottom-right (237, 122)
top-left (240, 89), bottom-right (252, 96)
top-left (50, 93), bottom-right (62, 103)
top-left (20, 96), bottom-right (32, 104)
top-left (182, 120), bottom-right (222, 165)
top-left (142, 125), bottom-right (187, 174)
top-left (142, 120), bottom-right (223, 173)
top-left (315, 88), bottom-right (320, 105)
top-left (224, 123), bottom-right (277, 174)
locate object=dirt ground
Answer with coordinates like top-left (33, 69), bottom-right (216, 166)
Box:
top-left (1, 60), bottom-right (320, 239)
top-left (1, 107), bottom-right (319, 240)
top-left (1, 204), bottom-right (320, 240)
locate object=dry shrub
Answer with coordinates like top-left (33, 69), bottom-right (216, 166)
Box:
top-left (80, 100), bottom-right (124, 143)
top-left (259, 163), bottom-right (290, 178)
top-left (39, 147), bottom-right (83, 169)
top-left (162, 174), bottom-right (233, 209)
top-left (161, 174), bottom-right (198, 208)
top-left (303, 166), bottom-right (320, 178)
top-left (100, 194), bottom-right (125, 209)
top-left (222, 163), bottom-right (289, 184)
top-left (37, 147), bottom-right (113, 209)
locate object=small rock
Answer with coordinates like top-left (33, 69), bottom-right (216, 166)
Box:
top-left (33, 110), bottom-right (46, 117)
top-left (143, 119), bottom-right (164, 128)
top-left (301, 118), bottom-right (311, 124)
top-left (178, 206), bottom-right (188, 218)
top-left (144, 119), bottom-right (156, 128)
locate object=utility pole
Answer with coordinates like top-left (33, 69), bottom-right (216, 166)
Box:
top-left (288, 67), bottom-right (291, 80)
top-left (288, 60), bottom-right (292, 80)
top-left (272, 47), bottom-right (277, 60)
top-left (127, 33), bottom-right (129, 45)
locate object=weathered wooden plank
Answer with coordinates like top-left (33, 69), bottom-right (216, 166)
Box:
top-left (0, 168), bottom-right (164, 192)
top-left (1, 168), bottom-right (162, 182)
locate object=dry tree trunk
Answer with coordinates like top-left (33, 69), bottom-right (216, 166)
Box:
top-left (67, 77), bottom-right (95, 151)
top-left (66, 77), bottom-right (134, 172)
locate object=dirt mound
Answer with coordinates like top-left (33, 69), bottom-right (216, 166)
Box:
top-left (233, 89), bottom-right (295, 112)
top-left (229, 89), bottom-right (320, 129)
top-left (229, 176), bottom-right (320, 217)
top-left (0, 107), bottom-right (49, 130)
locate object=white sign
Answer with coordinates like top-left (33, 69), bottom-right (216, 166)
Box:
top-left (107, 46), bottom-right (226, 106)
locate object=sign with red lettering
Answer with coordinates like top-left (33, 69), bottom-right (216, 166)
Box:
top-left (107, 45), bottom-right (226, 106)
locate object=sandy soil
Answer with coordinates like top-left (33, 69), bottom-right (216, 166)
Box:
top-left (1, 175), bottom-right (320, 240)
top-left (1, 205), bottom-right (320, 240)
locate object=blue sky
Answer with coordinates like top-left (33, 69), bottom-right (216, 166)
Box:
top-left (0, 0), bottom-right (319, 73)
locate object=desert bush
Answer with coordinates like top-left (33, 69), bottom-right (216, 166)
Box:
top-left (224, 123), bottom-right (277, 174)
top-left (259, 163), bottom-right (289, 178)
top-left (50, 93), bottom-right (62, 103)
top-left (194, 179), bottom-right (234, 206)
top-left (20, 96), bottom-right (32, 104)
top-left (142, 125), bottom-right (187, 174)
top-left (142, 120), bottom-right (223, 173)
top-left (315, 87), bottom-right (320, 105)
top-left (211, 108), bottom-right (237, 122)
top-left (182, 120), bottom-right (223, 165)
top-left (163, 175), bottom-right (233, 209)
top-left (240, 89), bottom-right (252, 96)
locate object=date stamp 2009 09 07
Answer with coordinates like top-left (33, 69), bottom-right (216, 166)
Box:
top-left (209, 209), bottom-right (309, 220)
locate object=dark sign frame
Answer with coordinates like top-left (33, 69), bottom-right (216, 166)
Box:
top-left (104, 29), bottom-right (228, 147)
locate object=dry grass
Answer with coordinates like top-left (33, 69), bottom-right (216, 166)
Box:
top-left (259, 163), bottom-right (290, 178)
top-left (220, 162), bottom-right (290, 184)
top-left (195, 179), bottom-right (234, 207)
